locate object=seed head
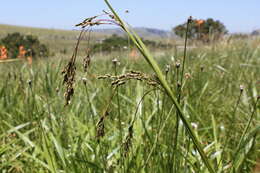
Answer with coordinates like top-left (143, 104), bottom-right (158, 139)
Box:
top-left (191, 122), bottom-right (198, 129)
top-left (165, 64), bottom-right (170, 73)
top-left (123, 125), bottom-right (133, 157)
top-left (239, 85), bottom-right (244, 92)
top-left (27, 79), bottom-right (32, 88)
top-left (175, 61), bottom-right (181, 68)
top-left (83, 54), bottom-right (91, 72)
top-left (112, 58), bottom-right (118, 65)
top-left (188, 16), bottom-right (193, 23)
top-left (185, 73), bottom-right (191, 79)
top-left (177, 82), bottom-right (181, 88)
top-left (82, 77), bottom-right (87, 86)
top-left (96, 116), bottom-right (105, 140)
top-left (200, 66), bottom-right (204, 72)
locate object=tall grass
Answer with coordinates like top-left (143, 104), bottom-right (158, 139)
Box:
top-left (1, 3), bottom-right (260, 173)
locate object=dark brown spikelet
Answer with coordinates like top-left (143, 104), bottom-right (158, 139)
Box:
top-left (123, 125), bottom-right (133, 157)
top-left (62, 29), bottom-right (85, 106)
top-left (83, 53), bottom-right (91, 72)
top-left (96, 110), bottom-right (110, 142)
top-left (62, 61), bottom-right (76, 105)
top-left (96, 116), bottom-right (105, 139)
top-left (75, 16), bottom-right (99, 28)
top-left (97, 71), bottom-right (161, 88)
top-left (188, 16), bottom-right (193, 23)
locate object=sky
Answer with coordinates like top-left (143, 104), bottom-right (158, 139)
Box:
top-left (1, 0), bottom-right (260, 33)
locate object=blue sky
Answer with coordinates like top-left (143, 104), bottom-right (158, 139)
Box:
top-left (1, 0), bottom-right (259, 33)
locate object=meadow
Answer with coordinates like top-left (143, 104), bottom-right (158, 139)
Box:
top-left (0, 3), bottom-right (260, 172)
top-left (1, 35), bottom-right (260, 172)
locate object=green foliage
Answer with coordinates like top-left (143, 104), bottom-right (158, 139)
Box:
top-left (1, 32), bottom-right (49, 58)
top-left (1, 38), bottom-right (260, 173)
top-left (173, 18), bottom-right (228, 41)
top-left (91, 34), bottom-right (170, 53)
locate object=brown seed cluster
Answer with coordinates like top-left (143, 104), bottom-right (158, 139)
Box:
top-left (123, 125), bottom-right (133, 157)
top-left (62, 28), bottom-right (89, 105)
top-left (98, 70), bottom-right (160, 88)
top-left (96, 116), bottom-right (105, 139)
top-left (62, 61), bottom-right (76, 105)
top-left (75, 11), bottom-right (120, 29)
top-left (83, 53), bottom-right (91, 73)
top-left (96, 108), bottom-right (111, 141)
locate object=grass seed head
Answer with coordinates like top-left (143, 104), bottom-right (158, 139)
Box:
top-left (200, 66), bottom-right (204, 72)
top-left (27, 79), bottom-right (32, 88)
top-left (123, 125), bottom-right (133, 157)
top-left (96, 116), bottom-right (105, 139)
top-left (165, 64), bottom-right (170, 74)
top-left (239, 85), bottom-right (244, 92)
top-left (82, 77), bottom-right (87, 86)
top-left (185, 73), bottom-right (191, 79)
top-left (62, 61), bottom-right (76, 105)
top-left (83, 54), bottom-right (91, 72)
top-left (188, 16), bottom-right (193, 23)
top-left (176, 61), bottom-right (181, 68)
top-left (112, 58), bottom-right (119, 67)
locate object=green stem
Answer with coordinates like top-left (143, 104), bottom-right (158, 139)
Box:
top-left (174, 17), bottom-right (191, 171)
top-left (104, 1), bottom-right (215, 172)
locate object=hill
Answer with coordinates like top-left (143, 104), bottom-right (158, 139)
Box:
top-left (251, 29), bottom-right (260, 36)
top-left (94, 27), bottom-right (172, 39)
top-left (0, 24), bottom-right (172, 54)
top-left (0, 24), bottom-right (107, 54)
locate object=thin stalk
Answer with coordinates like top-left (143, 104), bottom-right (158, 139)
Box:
top-left (179, 16), bottom-right (192, 89)
top-left (174, 17), bottom-right (191, 171)
top-left (29, 86), bottom-right (57, 172)
top-left (83, 83), bottom-right (95, 124)
top-left (113, 59), bottom-right (124, 170)
top-left (231, 90), bottom-right (243, 129)
top-left (219, 89), bottom-right (243, 171)
top-left (173, 65), bottom-right (180, 171)
top-left (114, 60), bottom-right (122, 142)
top-left (233, 97), bottom-right (259, 160)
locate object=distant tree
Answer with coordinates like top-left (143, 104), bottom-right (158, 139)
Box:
top-left (1, 32), bottom-right (49, 58)
top-left (173, 18), bottom-right (228, 42)
top-left (92, 34), bottom-right (170, 53)
top-left (251, 30), bottom-right (260, 36)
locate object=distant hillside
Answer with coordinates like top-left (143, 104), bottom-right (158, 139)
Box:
top-left (94, 27), bottom-right (172, 39)
top-left (0, 24), bottom-right (172, 40)
top-left (251, 29), bottom-right (260, 36)
top-left (0, 24), bottom-right (173, 54)
top-left (0, 24), bottom-right (107, 54)
top-left (0, 24), bottom-right (107, 42)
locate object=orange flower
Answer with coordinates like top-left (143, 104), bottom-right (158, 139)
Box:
top-left (0, 46), bottom-right (8, 59)
top-left (196, 19), bottom-right (204, 26)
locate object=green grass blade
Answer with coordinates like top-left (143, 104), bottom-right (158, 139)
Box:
top-left (103, 1), bottom-right (215, 172)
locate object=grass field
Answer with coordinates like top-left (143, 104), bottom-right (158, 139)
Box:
top-left (0, 24), bottom-right (108, 55)
top-left (1, 2), bottom-right (260, 171)
top-left (0, 34), bottom-right (260, 172)
top-left (0, 24), bottom-right (172, 56)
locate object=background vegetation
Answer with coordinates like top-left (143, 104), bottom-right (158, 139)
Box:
top-left (1, 32), bottom-right (49, 58)
top-left (91, 34), bottom-right (171, 53)
top-left (0, 4), bottom-right (260, 171)
top-left (0, 36), bottom-right (259, 172)
top-left (173, 18), bottom-right (228, 42)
